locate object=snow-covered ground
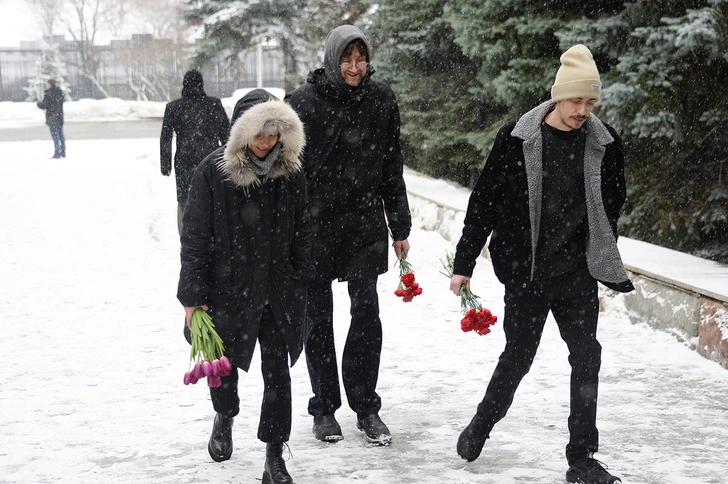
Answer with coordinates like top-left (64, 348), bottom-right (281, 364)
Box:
top-left (0, 89), bottom-right (284, 129)
top-left (1, 102), bottom-right (727, 483)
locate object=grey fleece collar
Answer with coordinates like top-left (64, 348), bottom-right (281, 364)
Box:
top-left (513, 101), bottom-right (629, 285)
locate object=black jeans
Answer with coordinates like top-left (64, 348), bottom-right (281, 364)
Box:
top-left (304, 277), bottom-right (382, 417)
top-left (209, 305), bottom-right (292, 443)
top-left (475, 267), bottom-right (601, 464)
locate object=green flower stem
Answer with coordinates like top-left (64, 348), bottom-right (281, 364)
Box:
top-left (190, 308), bottom-right (225, 363)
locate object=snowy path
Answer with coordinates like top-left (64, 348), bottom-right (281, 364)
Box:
top-left (1, 138), bottom-right (726, 484)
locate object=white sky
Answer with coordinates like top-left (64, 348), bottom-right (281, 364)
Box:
top-left (0, 99), bottom-right (727, 483)
top-left (0, 0), bottom-right (43, 46)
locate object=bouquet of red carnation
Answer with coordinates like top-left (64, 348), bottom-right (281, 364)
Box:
top-left (394, 251), bottom-right (423, 302)
top-left (440, 251), bottom-right (498, 336)
top-left (183, 308), bottom-right (232, 388)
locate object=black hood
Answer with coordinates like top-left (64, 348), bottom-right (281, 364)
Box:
top-left (230, 89), bottom-right (279, 127)
top-left (182, 70), bottom-right (205, 97)
top-left (323, 25), bottom-right (373, 92)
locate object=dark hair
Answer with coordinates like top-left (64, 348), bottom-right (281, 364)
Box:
top-left (341, 39), bottom-right (368, 62)
top-left (47, 78), bottom-right (57, 87)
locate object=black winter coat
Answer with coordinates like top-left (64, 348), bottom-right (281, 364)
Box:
top-left (160, 94), bottom-right (229, 202)
top-left (286, 68), bottom-right (411, 281)
top-left (177, 99), bottom-right (311, 371)
top-left (454, 101), bottom-right (634, 293)
top-left (37, 85), bottom-right (64, 128)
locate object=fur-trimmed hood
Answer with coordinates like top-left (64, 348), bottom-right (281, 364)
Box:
top-left (220, 99), bottom-right (305, 188)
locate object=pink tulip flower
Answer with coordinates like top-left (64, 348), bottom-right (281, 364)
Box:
top-left (211, 359), bottom-right (221, 376)
top-left (201, 360), bottom-right (213, 376)
top-left (207, 375), bottom-right (222, 388)
top-left (192, 363), bottom-right (204, 380)
top-left (219, 356), bottom-right (232, 374)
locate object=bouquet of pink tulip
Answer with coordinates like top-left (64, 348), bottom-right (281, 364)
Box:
top-left (183, 307), bottom-right (232, 388)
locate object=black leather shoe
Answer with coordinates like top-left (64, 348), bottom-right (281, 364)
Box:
top-left (356, 413), bottom-right (391, 445)
top-left (312, 414), bottom-right (343, 442)
top-left (262, 442), bottom-right (294, 484)
top-left (457, 414), bottom-right (489, 462)
top-left (208, 413), bottom-right (233, 462)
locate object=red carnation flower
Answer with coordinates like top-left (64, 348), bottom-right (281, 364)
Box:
top-left (394, 252), bottom-right (423, 303)
top-left (441, 250), bottom-right (498, 336)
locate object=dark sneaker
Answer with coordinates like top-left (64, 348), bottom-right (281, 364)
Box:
top-left (356, 413), bottom-right (391, 445)
top-left (312, 414), bottom-right (343, 442)
top-left (208, 413), bottom-right (233, 462)
top-left (566, 457), bottom-right (622, 484)
top-left (456, 414), bottom-right (489, 462)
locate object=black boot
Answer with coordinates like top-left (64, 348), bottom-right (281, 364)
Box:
top-left (208, 413), bottom-right (233, 462)
top-left (356, 413), bottom-right (392, 445)
top-left (312, 414), bottom-right (343, 442)
top-left (262, 442), bottom-right (294, 484)
top-left (457, 413), bottom-right (489, 462)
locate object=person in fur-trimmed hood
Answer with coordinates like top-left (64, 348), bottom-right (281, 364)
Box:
top-left (450, 45), bottom-right (632, 484)
top-left (177, 90), bottom-right (311, 484)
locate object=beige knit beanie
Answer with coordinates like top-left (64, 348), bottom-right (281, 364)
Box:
top-left (550, 44), bottom-right (601, 102)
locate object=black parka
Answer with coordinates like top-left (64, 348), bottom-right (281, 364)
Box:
top-left (177, 98), bottom-right (311, 371)
top-left (286, 35), bottom-right (411, 282)
top-left (160, 80), bottom-right (230, 203)
top-left (37, 85), bottom-right (64, 128)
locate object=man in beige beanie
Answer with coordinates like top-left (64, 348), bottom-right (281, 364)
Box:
top-left (449, 44), bottom-right (632, 484)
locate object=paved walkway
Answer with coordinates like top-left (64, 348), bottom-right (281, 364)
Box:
top-left (0, 138), bottom-right (726, 484)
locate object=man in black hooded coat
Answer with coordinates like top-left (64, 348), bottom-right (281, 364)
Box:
top-left (286, 25), bottom-right (412, 446)
top-left (160, 70), bottom-right (230, 234)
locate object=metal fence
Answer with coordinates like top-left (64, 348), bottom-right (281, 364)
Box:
top-left (0, 35), bottom-right (285, 102)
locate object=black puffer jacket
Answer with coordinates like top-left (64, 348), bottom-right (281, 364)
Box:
top-left (286, 29), bottom-right (411, 282)
top-left (160, 74), bottom-right (229, 203)
top-left (177, 96), bottom-right (311, 371)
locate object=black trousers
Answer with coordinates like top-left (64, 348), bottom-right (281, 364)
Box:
top-left (209, 305), bottom-right (292, 443)
top-left (304, 277), bottom-right (382, 417)
top-left (475, 267), bottom-right (601, 464)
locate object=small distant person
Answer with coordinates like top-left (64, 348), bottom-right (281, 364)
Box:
top-left (178, 90), bottom-right (310, 484)
top-left (450, 45), bottom-right (634, 484)
top-left (37, 78), bottom-right (65, 159)
top-left (160, 69), bottom-right (230, 235)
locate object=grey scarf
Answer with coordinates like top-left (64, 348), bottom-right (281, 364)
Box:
top-left (246, 142), bottom-right (281, 177)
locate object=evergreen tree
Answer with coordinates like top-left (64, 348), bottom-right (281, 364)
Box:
top-left (369, 0), bottom-right (482, 184)
top-left (184, 0), bottom-right (370, 90)
top-left (444, 0), bottom-right (622, 155)
top-left (563, 0), bottom-right (728, 259)
top-left (24, 43), bottom-right (72, 102)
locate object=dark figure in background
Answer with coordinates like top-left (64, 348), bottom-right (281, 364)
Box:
top-left (160, 69), bottom-right (229, 234)
top-left (178, 91), bottom-right (311, 484)
top-left (286, 25), bottom-right (412, 446)
top-left (37, 78), bottom-right (65, 159)
top-left (449, 45), bottom-right (634, 484)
